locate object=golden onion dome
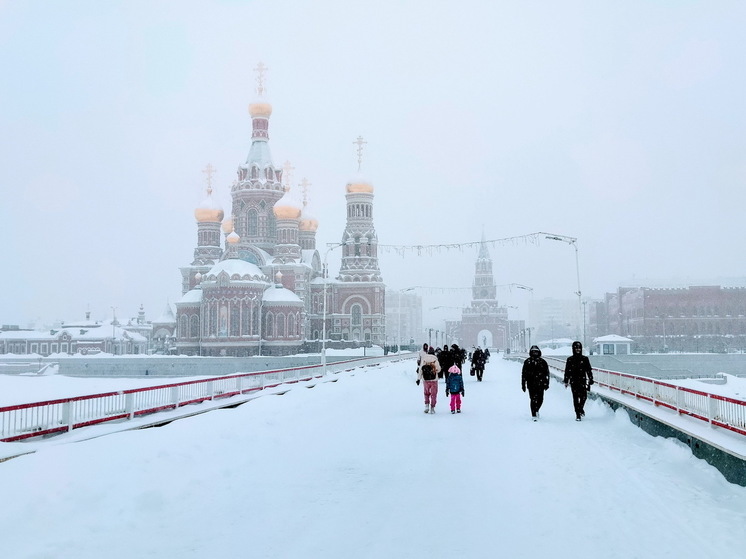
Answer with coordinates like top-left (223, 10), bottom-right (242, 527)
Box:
top-left (345, 173), bottom-right (374, 194)
top-left (273, 190), bottom-right (302, 219)
top-left (194, 188), bottom-right (225, 223)
top-left (299, 205), bottom-right (319, 232)
top-left (226, 230), bottom-right (240, 244)
top-left (249, 100), bottom-right (273, 118)
top-left (221, 217), bottom-right (234, 234)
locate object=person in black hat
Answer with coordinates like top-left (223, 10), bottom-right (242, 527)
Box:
top-left (563, 341), bottom-right (594, 421)
top-left (521, 345), bottom-right (550, 421)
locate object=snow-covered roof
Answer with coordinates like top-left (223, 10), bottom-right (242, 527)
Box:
top-left (178, 289), bottom-right (203, 304)
top-left (205, 259), bottom-right (266, 281)
top-left (594, 335), bottom-right (633, 343)
top-left (154, 303), bottom-right (176, 324)
top-left (243, 140), bottom-right (274, 170)
top-left (263, 285), bottom-right (303, 304)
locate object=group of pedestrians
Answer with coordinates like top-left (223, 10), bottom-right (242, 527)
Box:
top-left (520, 340), bottom-right (594, 421)
top-left (415, 340), bottom-right (594, 421)
top-left (416, 343), bottom-right (467, 414)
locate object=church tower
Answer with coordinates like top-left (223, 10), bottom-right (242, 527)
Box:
top-left (328, 137), bottom-right (385, 345)
top-left (338, 137), bottom-right (382, 283)
top-left (460, 233), bottom-right (509, 349)
top-left (180, 165), bottom-right (224, 294)
top-left (230, 62), bottom-right (284, 260)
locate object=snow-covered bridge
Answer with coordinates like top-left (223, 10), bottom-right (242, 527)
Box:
top-left (1, 357), bottom-right (745, 558)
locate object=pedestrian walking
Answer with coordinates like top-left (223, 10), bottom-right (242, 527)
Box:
top-left (445, 364), bottom-right (465, 413)
top-left (521, 345), bottom-right (550, 421)
top-left (471, 347), bottom-right (486, 381)
top-left (563, 341), bottom-right (594, 421)
top-left (417, 346), bottom-right (441, 413)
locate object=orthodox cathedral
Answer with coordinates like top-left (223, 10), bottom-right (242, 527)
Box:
top-left (166, 65), bottom-right (385, 356)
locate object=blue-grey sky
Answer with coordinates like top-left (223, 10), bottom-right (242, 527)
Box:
top-left (1, 0), bottom-right (745, 327)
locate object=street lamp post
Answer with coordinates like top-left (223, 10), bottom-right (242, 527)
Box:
top-left (398, 287), bottom-right (417, 352)
top-left (322, 243), bottom-right (345, 374)
top-left (545, 234), bottom-right (582, 341)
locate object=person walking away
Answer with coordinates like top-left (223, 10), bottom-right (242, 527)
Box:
top-left (438, 344), bottom-right (453, 381)
top-left (563, 341), bottom-right (594, 421)
top-left (471, 347), bottom-right (485, 381)
top-left (445, 364), bottom-right (465, 413)
top-left (521, 345), bottom-right (550, 421)
top-left (417, 347), bottom-right (441, 413)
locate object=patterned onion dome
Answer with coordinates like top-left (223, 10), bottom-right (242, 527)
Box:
top-left (273, 189), bottom-right (302, 219)
top-left (194, 188), bottom-right (224, 223)
top-left (226, 230), bottom-right (240, 244)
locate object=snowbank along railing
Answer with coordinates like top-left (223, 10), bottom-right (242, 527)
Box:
top-left (0, 354), bottom-right (409, 443)
top-left (542, 355), bottom-right (746, 438)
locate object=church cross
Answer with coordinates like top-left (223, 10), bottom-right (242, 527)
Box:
top-left (353, 136), bottom-right (367, 172)
top-left (300, 177), bottom-right (311, 206)
top-left (254, 62), bottom-right (268, 96)
top-left (202, 163), bottom-right (216, 193)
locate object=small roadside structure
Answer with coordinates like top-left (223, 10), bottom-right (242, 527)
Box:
top-left (594, 335), bottom-right (633, 355)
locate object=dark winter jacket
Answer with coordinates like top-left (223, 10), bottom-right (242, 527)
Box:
top-left (438, 347), bottom-right (453, 373)
top-left (521, 345), bottom-right (550, 391)
top-left (446, 372), bottom-right (465, 395)
top-left (563, 347), bottom-right (593, 388)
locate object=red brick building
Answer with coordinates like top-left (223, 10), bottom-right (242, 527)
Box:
top-left (595, 286), bottom-right (746, 353)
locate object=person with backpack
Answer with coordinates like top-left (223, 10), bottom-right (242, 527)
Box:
top-left (417, 346), bottom-right (441, 413)
top-left (521, 345), bottom-right (550, 421)
top-left (563, 341), bottom-right (594, 421)
top-left (445, 364), bottom-right (465, 413)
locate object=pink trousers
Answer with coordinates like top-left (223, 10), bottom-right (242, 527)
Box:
top-left (423, 380), bottom-right (438, 408)
top-left (450, 393), bottom-right (462, 412)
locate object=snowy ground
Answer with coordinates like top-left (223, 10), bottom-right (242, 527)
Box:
top-left (1, 358), bottom-right (745, 558)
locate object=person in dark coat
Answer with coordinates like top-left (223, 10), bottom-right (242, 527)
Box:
top-left (563, 341), bottom-right (594, 421)
top-left (450, 344), bottom-right (465, 369)
top-left (471, 347), bottom-right (486, 381)
top-left (521, 345), bottom-right (550, 421)
top-left (438, 344), bottom-right (453, 380)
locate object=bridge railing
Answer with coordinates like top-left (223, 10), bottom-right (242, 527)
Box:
top-left (541, 356), bottom-right (746, 437)
top-left (0, 354), bottom-right (413, 443)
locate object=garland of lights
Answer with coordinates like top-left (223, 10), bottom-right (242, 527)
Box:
top-left (328, 231), bottom-right (576, 258)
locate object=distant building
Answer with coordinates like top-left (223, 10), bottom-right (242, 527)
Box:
top-left (0, 315), bottom-right (148, 356)
top-left (593, 285), bottom-right (746, 353)
top-left (449, 236), bottom-right (524, 350)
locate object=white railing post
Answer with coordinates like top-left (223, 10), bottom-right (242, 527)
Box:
top-left (708, 394), bottom-right (718, 427)
top-left (125, 392), bottom-right (135, 420)
top-left (171, 386), bottom-right (180, 408)
top-left (62, 401), bottom-right (73, 432)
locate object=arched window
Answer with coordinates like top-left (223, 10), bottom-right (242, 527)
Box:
top-left (247, 209), bottom-right (258, 236)
top-left (277, 313), bottom-right (286, 337)
top-left (288, 313), bottom-right (297, 336)
top-left (179, 316), bottom-right (188, 338)
top-left (351, 304), bottom-right (362, 328)
top-left (265, 313), bottom-right (274, 338)
top-left (190, 315), bottom-right (199, 338)
top-left (230, 305), bottom-right (240, 336)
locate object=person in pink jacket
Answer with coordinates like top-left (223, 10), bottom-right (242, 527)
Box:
top-left (417, 346), bottom-right (441, 413)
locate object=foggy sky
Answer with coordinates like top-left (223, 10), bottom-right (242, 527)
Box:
top-left (1, 0), bottom-right (745, 328)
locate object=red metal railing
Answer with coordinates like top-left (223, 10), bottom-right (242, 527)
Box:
top-left (543, 356), bottom-right (746, 437)
top-left (0, 355), bottom-right (403, 443)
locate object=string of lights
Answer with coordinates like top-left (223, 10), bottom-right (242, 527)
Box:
top-left (327, 231), bottom-right (576, 257)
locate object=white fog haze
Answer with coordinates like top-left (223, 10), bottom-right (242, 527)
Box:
top-left (1, 0), bottom-right (745, 327)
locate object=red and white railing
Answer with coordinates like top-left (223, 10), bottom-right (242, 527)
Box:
top-left (542, 356), bottom-right (746, 437)
top-left (0, 355), bottom-right (407, 443)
